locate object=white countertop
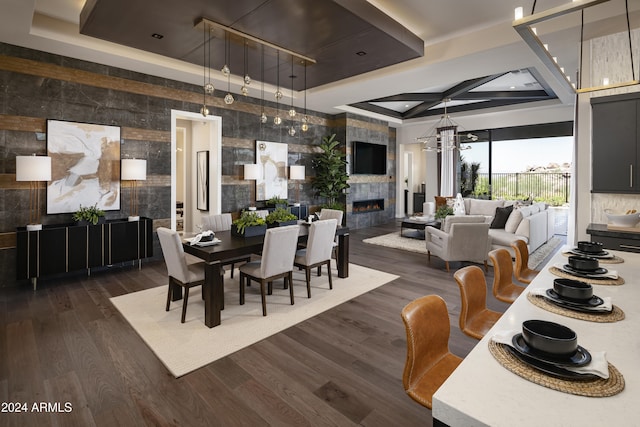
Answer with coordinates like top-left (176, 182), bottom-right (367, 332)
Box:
top-left (432, 247), bottom-right (640, 426)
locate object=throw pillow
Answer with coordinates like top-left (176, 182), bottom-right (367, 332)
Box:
top-left (435, 196), bottom-right (454, 208)
top-left (504, 209), bottom-right (523, 233)
top-left (490, 205), bottom-right (514, 229)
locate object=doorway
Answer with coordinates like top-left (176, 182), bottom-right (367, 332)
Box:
top-left (171, 110), bottom-right (222, 232)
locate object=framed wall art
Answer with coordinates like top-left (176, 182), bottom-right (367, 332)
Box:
top-left (256, 140), bottom-right (288, 201)
top-left (197, 150), bottom-right (209, 211)
top-left (46, 119), bottom-right (121, 214)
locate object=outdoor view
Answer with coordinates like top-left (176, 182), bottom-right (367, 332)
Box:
top-left (459, 136), bottom-right (573, 207)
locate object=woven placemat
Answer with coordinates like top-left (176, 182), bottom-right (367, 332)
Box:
top-left (527, 293), bottom-right (625, 323)
top-left (562, 252), bottom-right (625, 264)
top-left (488, 339), bottom-right (625, 397)
top-left (549, 267), bottom-right (625, 285)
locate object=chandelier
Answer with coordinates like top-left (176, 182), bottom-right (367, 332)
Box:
top-left (417, 99), bottom-right (477, 152)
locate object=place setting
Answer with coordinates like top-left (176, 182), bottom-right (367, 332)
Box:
top-left (488, 320), bottom-right (625, 397)
top-left (527, 278), bottom-right (625, 322)
top-left (550, 254), bottom-right (625, 285)
top-left (562, 241), bottom-right (624, 264)
top-left (184, 230), bottom-right (221, 246)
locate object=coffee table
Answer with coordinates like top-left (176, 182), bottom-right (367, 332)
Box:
top-left (401, 218), bottom-right (440, 239)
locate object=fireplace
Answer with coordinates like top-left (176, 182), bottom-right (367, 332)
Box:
top-left (353, 199), bottom-right (384, 214)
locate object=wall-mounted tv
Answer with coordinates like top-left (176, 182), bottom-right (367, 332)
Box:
top-left (352, 141), bottom-right (387, 175)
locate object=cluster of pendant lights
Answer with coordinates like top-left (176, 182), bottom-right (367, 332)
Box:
top-left (200, 24), bottom-right (309, 134)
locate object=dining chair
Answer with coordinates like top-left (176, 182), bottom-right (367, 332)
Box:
top-left (511, 239), bottom-right (540, 284)
top-left (294, 218), bottom-right (338, 298)
top-left (453, 266), bottom-right (502, 340)
top-left (488, 248), bottom-right (526, 304)
top-left (202, 212), bottom-right (251, 278)
top-left (319, 208), bottom-right (344, 258)
top-left (158, 227), bottom-right (220, 323)
top-left (401, 295), bottom-right (463, 409)
top-left (239, 225), bottom-right (299, 316)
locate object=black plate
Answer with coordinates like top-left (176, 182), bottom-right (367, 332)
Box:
top-left (546, 289), bottom-right (604, 307)
top-left (512, 333), bottom-right (591, 367)
top-left (504, 345), bottom-right (598, 381)
top-left (562, 264), bottom-right (609, 278)
top-left (571, 248), bottom-right (610, 258)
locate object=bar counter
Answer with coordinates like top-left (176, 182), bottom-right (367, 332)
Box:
top-left (432, 248), bottom-right (640, 426)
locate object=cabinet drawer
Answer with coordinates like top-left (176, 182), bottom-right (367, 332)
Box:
top-left (591, 235), bottom-right (640, 253)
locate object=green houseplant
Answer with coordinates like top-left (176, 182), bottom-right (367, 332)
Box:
top-left (434, 204), bottom-right (454, 220)
top-left (72, 204), bottom-right (105, 225)
top-left (265, 207), bottom-right (297, 227)
top-left (231, 211), bottom-right (267, 237)
top-left (311, 134), bottom-right (350, 210)
top-left (266, 196), bottom-right (288, 209)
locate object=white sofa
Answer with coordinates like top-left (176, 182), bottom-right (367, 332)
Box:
top-left (459, 198), bottom-right (554, 256)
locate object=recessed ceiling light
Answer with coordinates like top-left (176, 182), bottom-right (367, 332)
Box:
top-left (510, 86), bottom-right (516, 89)
top-left (151, 33), bottom-right (164, 39)
top-left (356, 51), bottom-right (366, 56)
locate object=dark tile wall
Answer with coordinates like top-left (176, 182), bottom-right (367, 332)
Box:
top-left (0, 42), bottom-right (395, 287)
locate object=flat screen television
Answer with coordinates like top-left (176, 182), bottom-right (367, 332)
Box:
top-left (352, 141), bottom-right (387, 175)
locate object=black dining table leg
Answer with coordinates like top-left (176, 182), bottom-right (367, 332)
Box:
top-left (337, 232), bottom-right (349, 278)
top-left (204, 261), bottom-right (223, 328)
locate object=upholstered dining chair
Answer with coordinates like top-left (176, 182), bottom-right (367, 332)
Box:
top-left (511, 239), bottom-right (541, 284)
top-left (401, 295), bottom-right (463, 409)
top-left (425, 215), bottom-right (491, 272)
top-left (488, 248), bottom-right (526, 304)
top-left (294, 218), bottom-right (338, 298)
top-left (202, 213), bottom-right (251, 278)
top-left (158, 227), bottom-right (214, 323)
top-left (319, 208), bottom-right (344, 258)
top-left (453, 266), bottom-right (502, 340)
top-left (239, 225), bottom-right (299, 316)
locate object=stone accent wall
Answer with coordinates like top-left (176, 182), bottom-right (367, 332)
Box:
top-left (0, 43), bottom-right (395, 287)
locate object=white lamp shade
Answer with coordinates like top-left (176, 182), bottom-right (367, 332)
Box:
top-left (289, 165), bottom-right (305, 180)
top-left (121, 159), bottom-right (147, 181)
top-left (244, 164), bottom-right (261, 180)
top-left (16, 155), bottom-right (51, 181)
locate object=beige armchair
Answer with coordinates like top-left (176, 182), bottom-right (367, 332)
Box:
top-left (425, 215), bottom-right (491, 272)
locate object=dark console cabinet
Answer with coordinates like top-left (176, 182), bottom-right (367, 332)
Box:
top-left (592, 94), bottom-right (640, 193)
top-left (17, 218), bottom-right (153, 288)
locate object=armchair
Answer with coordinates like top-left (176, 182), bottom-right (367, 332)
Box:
top-left (425, 215), bottom-right (491, 272)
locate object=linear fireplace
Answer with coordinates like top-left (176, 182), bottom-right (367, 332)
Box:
top-left (353, 198), bottom-right (384, 214)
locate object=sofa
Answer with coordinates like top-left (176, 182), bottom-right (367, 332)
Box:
top-left (427, 198), bottom-right (553, 256)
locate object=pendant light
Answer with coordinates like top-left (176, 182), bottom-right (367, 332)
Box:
top-left (223, 32), bottom-right (234, 104)
top-left (260, 45), bottom-right (267, 124)
top-left (200, 23), bottom-right (212, 117)
top-left (301, 60), bottom-right (309, 132)
top-left (241, 40), bottom-right (250, 96)
top-left (288, 56), bottom-right (296, 136)
top-left (274, 50), bottom-right (282, 125)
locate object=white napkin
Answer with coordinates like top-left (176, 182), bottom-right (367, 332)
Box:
top-left (492, 329), bottom-right (609, 379)
top-left (529, 288), bottom-right (613, 312)
top-left (554, 263), bottom-right (618, 279)
top-left (190, 230), bottom-right (215, 245)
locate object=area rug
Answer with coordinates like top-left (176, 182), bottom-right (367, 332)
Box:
top-left (110, 264), bottom-right (398, 378)
top-left (363, 232), bottom-right (562, 270)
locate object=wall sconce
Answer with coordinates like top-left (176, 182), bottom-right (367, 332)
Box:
top-left (244, 163), bottom-right (262, 210)
top-left (121, 159), bottom-right (147, 221)
top-left (289, 165), bottom-right (305, 206)
top-left (16, 155), bottom-right (51, 231)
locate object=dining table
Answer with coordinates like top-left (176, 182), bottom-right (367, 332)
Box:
top-left (432, 247), bottom-right (640, 426)
top-left (180, 223), bottom-right (350, 328)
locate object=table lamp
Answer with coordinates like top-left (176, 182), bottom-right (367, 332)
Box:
top-left (16, 155), bottom-right (51, 231)
top-left (289, 165), bottom-right (305, 206)
top-left (244, 163), bottom-right (261, 210)
top-left (121, 158), bottom-right (147, 221)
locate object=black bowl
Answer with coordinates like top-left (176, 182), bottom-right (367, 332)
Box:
top-left (553, 278), bottom-right (593, 301)
top-left (568, 255), bottom-right (599, 272)
top-left (522, 320), bottom-right (578, 357)
top-left (577, 241), bottom-right (604, 254)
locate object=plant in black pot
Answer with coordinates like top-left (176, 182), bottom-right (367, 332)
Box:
top-left (266, 196), bottom-right (288, 209)
top-left (311, 134), bottom-right (349, 211)
top-left (231, 211), bottom-right (267, 237)
top-left (72, 204), bottom-right (105, 226)
top-left (265, 207), bottom-right (297, 227)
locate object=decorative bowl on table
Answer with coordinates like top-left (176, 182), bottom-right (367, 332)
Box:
top-left (604, 209), bottom-right (640, 227)
top-left (521, 320), bottom-right (578, 357)
top-left (568, 255), bottom-right (599, 272)
top-left (553, 278), bottom-right (593, 301)
top-left (577, 241), bottom-right (604, 254)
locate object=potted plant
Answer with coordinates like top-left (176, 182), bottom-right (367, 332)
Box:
top-left (265, 207), bottom-right (298, 227)
top-left (231, 211), bottom-right (267, 237)
top-left (72, 204), bottom-right (105, 226)
top-left (311, 134), bottom-right (349, 211)
top-left (434, 205), bottom-right (454, 220)
top-left (266, 196), bottom-right (288, 209)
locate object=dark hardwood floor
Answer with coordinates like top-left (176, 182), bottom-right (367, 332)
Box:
top-left (0, 220), bottom-right (560, 426)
